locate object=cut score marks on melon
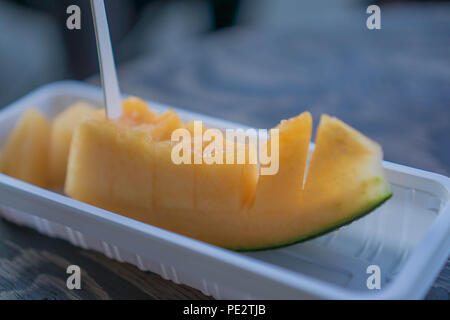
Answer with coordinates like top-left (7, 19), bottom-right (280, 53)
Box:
top-left (250, 112), bottom-right (312, 214)
top-left (238, 114), bottom-right (392, 251)
top-left (63, 98), bottom-right (392, 251)
top-left (0, 97), bottom-right (392, 251)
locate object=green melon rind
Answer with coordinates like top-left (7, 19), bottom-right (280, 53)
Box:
top-left (231, 191), bottom-right (393, 252)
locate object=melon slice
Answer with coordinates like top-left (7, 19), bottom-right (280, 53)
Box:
top-left (150, 110), bottom-right (183, 141)
top-left (196, 140), bottom-right (258, 214)
top-left (250, 112), bottom-right (312, 214)
top-left (50, 101), bottom-right (97, 186)
top-left (65, 98), bottom-right (186, 221)
top-left (62, 101), bottom-right (391, 250)
top-left (295, 115), bottom-right (392, 243)
top-left (52, 96), bottom-right (166, 188)
top-left (0, 108), bottom-right (50, 188)
top-left (65, 118), bottom-right (155, 222)
top-left (231, 115), bottom-right (392, 250)
top-left (94, 98), bottom-right (182, 142)
top-left (122, 96), bottom-right (158, 125)
top-left (153, 140), bottom-right (195, 211)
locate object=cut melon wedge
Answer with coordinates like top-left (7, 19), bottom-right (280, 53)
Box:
top-left (50, 101), bottom-right (97, 186)
top-left (63, 99), bottom-right (392, 251)
top-left (296, 115), bottom-right (392, 244)
top-left (0, 100), bottom-right (392, 250)
top-left (65, 119), bottom-right (158, 223)
top-left (196, 140), bottom-right (258, 214)
top-left (235, 115), bottom-right (392, 250)
top-left (0, 108), bottom-right (50, 188)
top-left (250, 112), bottom-right (312, 214)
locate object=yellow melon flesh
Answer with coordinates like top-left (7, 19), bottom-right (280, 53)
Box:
top-left (122, 96), bottom-right (158, 125)
top-left (150, 110), bottom-right (183, 141)
top-left (296, 115), bottom-right (392, 240)
top-left (50, 101), bottom-right (97, 186)
top-left (250, 112), bottom-right (312, 214)
top-left (0, 108), bottom-right (50, 188)
top-left (65, 119), bottom-right (154, 222)
top-left (65, 99), bottom-right (182, 221)
top-left (153, 141), bottom-right (195, 210)
top-left (63, 102), bottom-right (391, 250)
top-left (93, 99), bottom-right (182, 142)
top-left (196, 142), bottom-right (258, 213)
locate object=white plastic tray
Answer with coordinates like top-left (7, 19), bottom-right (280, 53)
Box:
top-left (0, 81), bottom-right (449, 299)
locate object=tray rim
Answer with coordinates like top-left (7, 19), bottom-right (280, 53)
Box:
top-left (0, 80), bottom-right (448, 299)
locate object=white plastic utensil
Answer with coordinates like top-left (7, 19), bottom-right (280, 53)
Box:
top-left (90, 0), bottom-right (122, 119)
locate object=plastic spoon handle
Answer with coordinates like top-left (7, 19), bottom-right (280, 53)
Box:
top-left (90, 0), bottom-right (122, 119)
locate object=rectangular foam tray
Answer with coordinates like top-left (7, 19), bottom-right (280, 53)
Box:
top-left (0, 81), bottom-right (449, 299)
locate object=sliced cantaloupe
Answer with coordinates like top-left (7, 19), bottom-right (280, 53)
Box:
top-left (94, 98), bottom-right (182, 142)
top-left (0, 108), bottom-right (50, 188)
top-left (231, 114), bottom-right (392, 250)
top-left (65, 118), bottom-right (155, 222)
top-left (64, 99), bottom-right (391, 250)
top-left (150, 110), bottom-right (183, 141)
top-left (153, 140), bottom-right (195, 211)
top-left (122, 96), bottom-right (158, 125)
top-left (0, 99), bottom-right (392, 250)
top-left (250, 112), bottom-right (312, 214)
top-left (50, 97), bottom-right (163, 188)
top-left (50, 101), bottom-right (97, 186)
top-left (196, 140), bottom-right (258, 214)
top-left (294, 115), bottom-right (392, 243)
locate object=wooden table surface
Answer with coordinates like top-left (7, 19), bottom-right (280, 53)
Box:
top-left (0, 2), bottom-right (449, 299)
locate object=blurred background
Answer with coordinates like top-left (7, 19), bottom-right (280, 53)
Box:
top-left (0, 0), bottom-right (449, 175)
